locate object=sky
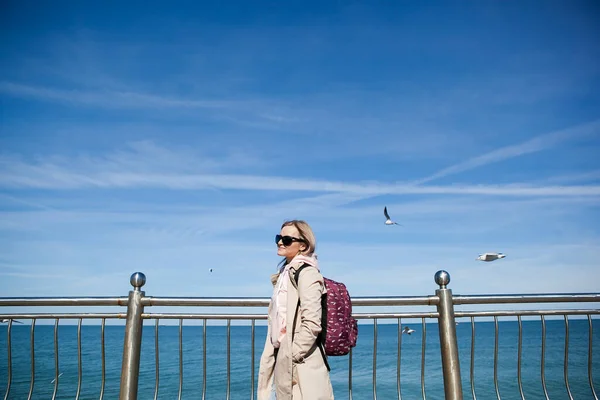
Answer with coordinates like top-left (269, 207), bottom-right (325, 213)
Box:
top-left (0, 1), bottom-right (599, 319)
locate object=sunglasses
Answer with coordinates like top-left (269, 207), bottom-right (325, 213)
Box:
top-left (275, 234), bottom-right (305, 247)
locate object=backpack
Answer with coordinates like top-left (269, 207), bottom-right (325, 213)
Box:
top-left (294, 264), bottom-right (359, 369)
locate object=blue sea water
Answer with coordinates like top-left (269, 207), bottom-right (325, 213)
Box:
top-left (1, 319), bottom-right (598, 399)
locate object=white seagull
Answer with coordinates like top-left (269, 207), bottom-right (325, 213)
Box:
top-left (384, 207), bottom-right (401, 226)
top-left (0, 319), bottom-right (23, 324)
top-left (476, 252), bottom-right (506, 262)
top-left (402, 326), bottom-right (415, 335)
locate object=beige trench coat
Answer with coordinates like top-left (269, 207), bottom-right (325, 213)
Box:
top-left (257, 262), bottom-right (334, 400)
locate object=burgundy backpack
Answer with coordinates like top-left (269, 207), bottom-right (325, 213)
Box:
top-left (294, 265), bottom-right (359, 369)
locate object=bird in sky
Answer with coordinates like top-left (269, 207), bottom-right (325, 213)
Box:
top-left (402, 326), bottom-right (415, 335)
top-left (1, 319), bottom-right (23, 324)
top-left (476, 253), bottom-right (506, 262)
top-left (384, 206), bottom-right (401, 225)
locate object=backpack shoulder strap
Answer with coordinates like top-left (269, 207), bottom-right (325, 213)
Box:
top-left (294, 264), bottom-right (310, 285)
top-left (293, 263), bottom-right (330, 371)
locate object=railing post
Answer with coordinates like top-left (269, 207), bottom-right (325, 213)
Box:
top-left (119, 272), bottom-right (146, 400)
top-left (434, 270), bottom-right (463, 400)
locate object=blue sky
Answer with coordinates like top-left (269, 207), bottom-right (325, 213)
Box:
top-left (1, 0), bottom-right (599, 313)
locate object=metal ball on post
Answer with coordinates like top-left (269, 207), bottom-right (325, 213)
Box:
top-left (119, 272), bottom-right (146, 400)
top-left (434, 270), bottom-right (463, 400)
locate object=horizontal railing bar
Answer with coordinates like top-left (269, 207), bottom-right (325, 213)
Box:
top-left (0, 313), bottom-right (125, 319)
top-left (3, 293), bottom-right (597, 308)
top-left (354, 312), bottom-right (439, 319)
top-left (142, 296), bottom-right (438, 307)
top-left (143, 313), bottom-right (267, 320)
top-left (4, 310), bottom-right (597, 320)
top-left (453, 293), bottom-right (600, 304)
top-left (3, 310), bottom-right (594, 321)
top-left (456, 309), bottom-right (600, 317)
top-left (142, 312), bottom-right (441, 320)
top-left (143, 298), bottom-right (269, 307)
top-left (354, 297), bottom-right (438, 306)
top-left (0, 298), bottom-right (128, 306)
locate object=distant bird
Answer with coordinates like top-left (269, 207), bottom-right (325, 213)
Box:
top-left (0, 319), bottom-right (23, 324)
top-left (209, 268), bottom-right (213, 273)
top-left (51, 373), bottom-right (64, 384)
top-left (402, 326), bottom-right (415, 335)
top-left (384, 207), bottom-right (401, 226)
top-left (476, 252), bottom-right (506, 262)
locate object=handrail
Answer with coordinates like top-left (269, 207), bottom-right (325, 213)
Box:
top-left (3, 309), bottom-right (597, 321)
top-left (456, 309), bottom-right (600, 317)
top-left (0, 313), bottom-right (125, 319)
top-left (140, 312), bottom-right (441, 319)
top-left (142, 297), bottom-right (269, 307)
top-left (453, 293), bottom-right (600, 304)
top-left (3, 293), bottom-right (598, 308)
top-left (142, 295), bottom-right (438, 307)
top-left (0, 297), bottom-right (127, 306)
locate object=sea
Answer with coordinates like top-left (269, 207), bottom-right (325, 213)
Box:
top-left (1, 319), bottom-right (598, 399)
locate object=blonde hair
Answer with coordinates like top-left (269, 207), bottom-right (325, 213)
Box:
top-left (281, 219), bottom-right (316, 257)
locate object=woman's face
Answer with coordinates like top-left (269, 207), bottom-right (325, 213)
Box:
top-left (277, 225), bottom-right (306, 261)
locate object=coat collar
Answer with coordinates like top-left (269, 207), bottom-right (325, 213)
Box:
top-left (270, 257), bottom-right (311, 287)
top-left (270, 272), bottom-right (279, 286)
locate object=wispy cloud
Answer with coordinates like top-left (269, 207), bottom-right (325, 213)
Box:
top-left (2, 158), bottom-right (599, 197)
top-left (0, 140), bottom-right (266, 180)
top-left (1, 188), bottom-right (596, 253)
top-left (414, 119), bottom-right (600, 184)
top-left (0, 81), bottom-right (240, 110)
top-left (542, 169), bottom-right (600, 184)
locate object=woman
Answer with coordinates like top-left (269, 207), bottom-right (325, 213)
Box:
top-left (258, 220), bottom-right (334, 399)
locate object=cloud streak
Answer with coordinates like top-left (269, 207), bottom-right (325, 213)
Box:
top-left (3, 134), bottom-right (599, 206)
top-left (542, 169), bottom-right (600, 184)
top-left (0, 81), bottom-right (241, 110)
top-left (0, 148), bottom-right (600, 196)
top-left (5, 143), bottom-right (597, 213)
top-left (415, 119), bottom-right (600, 184)
top-left (1, 161), bottom-right (599, 197)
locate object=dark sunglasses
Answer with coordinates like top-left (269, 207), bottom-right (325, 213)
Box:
top-left (275, 234), bottom-right (305, 247)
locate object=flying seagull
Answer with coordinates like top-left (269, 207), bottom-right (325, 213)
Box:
top-left (402, 326), bottom-right (415, 335)
top-left (1, 319), bottom-right (23, 324)
top-left (476, 252), bottom-right (506, 262)
top-left (384, 207), bottom-right (401, 225)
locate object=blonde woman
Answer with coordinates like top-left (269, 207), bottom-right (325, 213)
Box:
top-left (258, 220), bottom-right (334, 399)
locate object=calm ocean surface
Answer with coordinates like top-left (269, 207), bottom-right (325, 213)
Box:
top-left (1, 319), bottom-right (598, 399)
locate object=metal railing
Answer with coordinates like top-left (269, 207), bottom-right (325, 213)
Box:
top-left (1, 270), bottom-right (599, 400)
